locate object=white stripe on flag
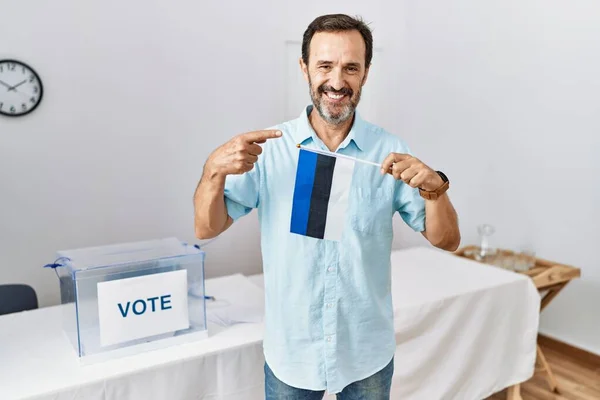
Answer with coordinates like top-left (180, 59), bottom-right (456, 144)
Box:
top-left (323, 157), bottom-right (355, 241)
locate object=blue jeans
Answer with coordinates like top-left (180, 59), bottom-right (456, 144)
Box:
top-left (265, 358), bottom-right (394, 400)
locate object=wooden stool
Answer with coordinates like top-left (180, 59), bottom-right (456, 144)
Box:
top-left (454, 246), bottom-right (581, 399)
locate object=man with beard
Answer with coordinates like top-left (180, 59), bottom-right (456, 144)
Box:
top-left (193, 14), bottom-right (460, 400)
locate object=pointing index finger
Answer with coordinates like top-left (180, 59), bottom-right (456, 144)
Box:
top-left (243, 130), bottom-right (282, 143)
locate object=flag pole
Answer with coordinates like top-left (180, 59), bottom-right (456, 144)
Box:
top-left (296, 144), bottom-right (381, 168)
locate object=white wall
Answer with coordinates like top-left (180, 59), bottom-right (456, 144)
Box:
top-left (395, 0), bottom-right (600, 355)
top-left (1, 0), bottom-right (598, 355)
top-left (0, 0), bottom-right (279, 308)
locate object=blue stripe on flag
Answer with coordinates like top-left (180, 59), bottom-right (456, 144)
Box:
top-left (290, 149), bottom-right (318, 236)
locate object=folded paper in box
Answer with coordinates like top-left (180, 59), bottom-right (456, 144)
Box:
top-left (50, 237), bottom-right (208, 364)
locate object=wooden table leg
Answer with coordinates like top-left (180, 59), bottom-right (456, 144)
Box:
top-left (540, 282), bottom-right (568, 311)
top-left (534, 282), bottom-right (568, 394)
top-left (536, 344), bottom-right (560, 393)
top-left (506, 384), bottom-right (522, 400)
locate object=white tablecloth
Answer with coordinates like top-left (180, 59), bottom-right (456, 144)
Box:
top-left (0, 247), bottom-right (540, 400)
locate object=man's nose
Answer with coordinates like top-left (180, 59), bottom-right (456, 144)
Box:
top-left (329, 68), bottom-right (344, 91)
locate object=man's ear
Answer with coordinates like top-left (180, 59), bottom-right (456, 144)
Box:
top-left (362, 65), bottom-right (370, 87)
top-left (299, 57), bottom-right (309, 83)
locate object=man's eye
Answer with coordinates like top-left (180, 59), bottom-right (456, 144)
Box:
top-left (319, 65), bottom-right (331, 70)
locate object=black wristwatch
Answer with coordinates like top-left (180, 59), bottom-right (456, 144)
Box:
top-left (419, 171), bottom-right (450, 200)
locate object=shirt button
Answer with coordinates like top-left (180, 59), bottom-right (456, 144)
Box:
top-left (326, 303), bottom-right (333, 308)
top-left (326, 336), bottom-right (332, 342)
top-left (327, 267), bottom-right (334, 272)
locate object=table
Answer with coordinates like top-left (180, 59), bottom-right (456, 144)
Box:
top-left (0, 247), bottom-right (540, 400)
top-left (455, 245), bottom-right (581, 398)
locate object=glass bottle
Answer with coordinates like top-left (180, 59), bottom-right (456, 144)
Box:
top-left (476, 224), bottom-right (497, 261)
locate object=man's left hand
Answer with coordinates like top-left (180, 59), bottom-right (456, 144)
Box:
top-left (380, 153), bottom-right (443, 191)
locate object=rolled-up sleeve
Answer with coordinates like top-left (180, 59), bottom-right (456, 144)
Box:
top-left (223, 164), bottom-right (260, 221)
top-left (394, 182), bottom-right (426, 232)
top-left (391, 141), bottom-right (426, 232)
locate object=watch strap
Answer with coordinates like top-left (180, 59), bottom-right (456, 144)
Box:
top-left (419, 171), bottom-right (449, 200)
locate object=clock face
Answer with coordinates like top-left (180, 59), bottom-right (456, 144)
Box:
top-left (0, 59), bottom-right (43, 117)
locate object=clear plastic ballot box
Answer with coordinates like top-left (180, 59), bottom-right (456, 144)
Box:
top-left (48, 237), bottom-right (208, 364)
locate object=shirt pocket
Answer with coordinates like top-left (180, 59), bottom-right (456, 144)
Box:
top-left (349, 187), bottom-right (394, 237)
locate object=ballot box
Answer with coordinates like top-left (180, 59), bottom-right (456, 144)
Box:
top-left (49, 237), bottom-right (208, 364)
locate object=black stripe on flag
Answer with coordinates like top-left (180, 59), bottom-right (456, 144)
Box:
top-left (306, 154), bottom-right (336, 239)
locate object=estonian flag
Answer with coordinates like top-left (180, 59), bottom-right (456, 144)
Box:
top-left (290, 148), bottom-right (355, 241)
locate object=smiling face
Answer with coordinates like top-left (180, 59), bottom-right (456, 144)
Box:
top-left (300, 30), bottom-right (370, 125)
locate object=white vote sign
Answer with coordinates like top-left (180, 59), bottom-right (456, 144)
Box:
top-left (97, 269), bottom-right (190, 347)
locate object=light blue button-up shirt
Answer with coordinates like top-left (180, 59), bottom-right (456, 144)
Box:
top-left (223, 105), bottom-right (425, 394)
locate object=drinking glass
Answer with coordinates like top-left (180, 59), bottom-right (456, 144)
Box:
top-left (514, 247), bottom-right (536, 272)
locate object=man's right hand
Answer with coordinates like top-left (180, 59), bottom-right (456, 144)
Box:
top-left (204, 130), bottom-right (282, 178)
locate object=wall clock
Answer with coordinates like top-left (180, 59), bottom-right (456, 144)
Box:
top-left (0, 59), bottom-right (43, 117)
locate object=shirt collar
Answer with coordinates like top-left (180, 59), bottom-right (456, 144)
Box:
top-left (293, 104), bottom-right (366, 151)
